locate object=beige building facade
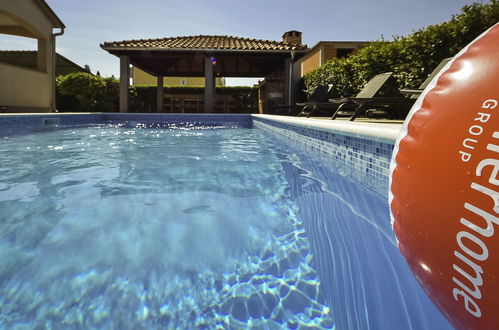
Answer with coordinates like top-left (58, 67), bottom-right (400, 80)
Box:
top-left (132, 66), bottom-right (225, 86)
top-left (300, 41), bottom-right (369, 76)
top-left (0, 0), bottom-right (64, 112)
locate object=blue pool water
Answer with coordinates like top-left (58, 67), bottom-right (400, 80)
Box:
top-left (0, 121), bottom-right (451, 329)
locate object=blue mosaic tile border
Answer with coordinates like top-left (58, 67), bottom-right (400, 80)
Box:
top-left (0, 113), bottom-right (252, 129)
top-left (252, 117), bottom-right (394, 197)
top-left (102, 113), bottom-right (252, 128)
top-left (0, 114), bottom-right (103, 129)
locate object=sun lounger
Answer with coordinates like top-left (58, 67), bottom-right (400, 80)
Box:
top-left (276, 84), bottom-right (333, 116)
top-left (329, 58), bottom-right (453, 121)
top-left (400, 57), bottom-right (452, 97)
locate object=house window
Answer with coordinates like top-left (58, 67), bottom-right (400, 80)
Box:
top-left (337, 48), bottom-right (355, 58)
top-left (180, 78), bottom-right (187, 86)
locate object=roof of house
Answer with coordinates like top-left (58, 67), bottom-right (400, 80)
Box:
top-left (0, 50), bottom-right (88, 74)
top-left (101, 35), bottom-right (308, 52)
top-left (34, 0), bottom-right (65, 28)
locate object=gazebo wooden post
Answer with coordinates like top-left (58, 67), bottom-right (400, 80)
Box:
top-left (289, 51), bottom-right (296, 108)
top-left (283, 57), bottom-right (291, 107)
top-left (119, 55), bottom-right (130, 113)
top-left (204, 56), bottom-right (214, 113)
top-left (156, 76), bottom-right (164, 112)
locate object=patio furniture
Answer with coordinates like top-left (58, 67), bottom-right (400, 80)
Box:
top-left (299, 72), bottom-right (402, 120)
top-left (329, 72), bottom-right (396, 120)
top-left (350, 58), bottom-right (453, 121)
top-left (275, 84), bottom-right (333, 115)
top-left (300, 58), bottom-right (454, 121)
top-left (329, 58), bottom-right (452, 121)
top-left (400, 57), bottom-right (452, 97)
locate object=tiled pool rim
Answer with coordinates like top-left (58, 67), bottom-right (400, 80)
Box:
top-left (0, 113), bottom-right (402, 197)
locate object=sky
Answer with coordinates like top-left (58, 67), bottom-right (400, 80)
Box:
top-left (1, 0), bottom-right (489, 85)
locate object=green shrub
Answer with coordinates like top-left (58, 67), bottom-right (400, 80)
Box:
top-left (303, 1), bottom-right (499, 97)
top-left (57, 73), bottom-right (119, 112)
top-left (57, 74), bottom-right (259, 112)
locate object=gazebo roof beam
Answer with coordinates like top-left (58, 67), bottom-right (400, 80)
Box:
top-left (104, 47), bottom-right (306, 55)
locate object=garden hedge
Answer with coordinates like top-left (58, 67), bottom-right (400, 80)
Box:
top-left (56, 73), bottom-right (258, 112)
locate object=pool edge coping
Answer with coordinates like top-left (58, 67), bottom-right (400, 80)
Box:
top-left (251, 114), bottom-right (402, 143)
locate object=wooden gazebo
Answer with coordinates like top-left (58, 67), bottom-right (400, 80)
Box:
top-left (100, 32), bottom-right (308, 113)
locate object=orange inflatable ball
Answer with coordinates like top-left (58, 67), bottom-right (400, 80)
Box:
top-left (389, 23), bottom-right (499, 329)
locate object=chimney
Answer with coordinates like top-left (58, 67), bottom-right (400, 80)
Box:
top-left (282, 30), bottom-right (302, 45)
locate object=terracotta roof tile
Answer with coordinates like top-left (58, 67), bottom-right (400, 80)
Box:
top-left (101, 35), bottom-right (307, 51)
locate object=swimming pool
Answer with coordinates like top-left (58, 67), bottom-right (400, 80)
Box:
top-left (0, 114), bottom-right (451, 329)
